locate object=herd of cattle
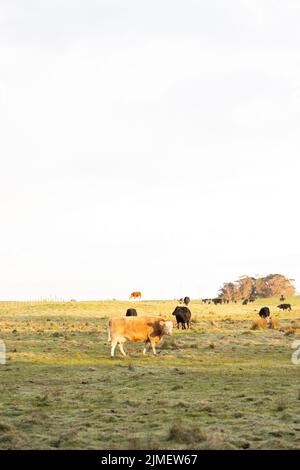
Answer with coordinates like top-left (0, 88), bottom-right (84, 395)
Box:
top-left (107, 296), bottom-right (293, 357)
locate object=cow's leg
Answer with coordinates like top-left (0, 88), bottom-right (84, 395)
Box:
top-left (118, 341), bottom-right (126, 356)
top-left (111, 339), bottom-right (118, 357)
top-left (143, 341), bottom-right (150, 355)
top-left (150, 339), bottom-right (157, 355)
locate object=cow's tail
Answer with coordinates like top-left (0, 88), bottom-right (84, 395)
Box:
top-left (107, 319), bottom-right (112, 343)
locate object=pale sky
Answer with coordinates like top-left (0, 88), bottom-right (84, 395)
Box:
top-left (1, 1), bottom-right (299, 300)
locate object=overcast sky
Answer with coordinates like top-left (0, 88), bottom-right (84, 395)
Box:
top-left (0, 1), bottom-right (299, 300)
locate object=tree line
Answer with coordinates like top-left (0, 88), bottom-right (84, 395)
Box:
top-left (218, 274), bottom-right (295, 301)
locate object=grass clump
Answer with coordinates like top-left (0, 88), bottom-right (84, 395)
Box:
top-left (160, 339), bottom-right (180, 350)
top-left (168, 421), bottom-right (206, 444)
top-left (126, 435), bottom-right (161, 450)
top-left (251, 317), bottom-right (279, 330)
top-left (274, 398), bottom-right (287, 412)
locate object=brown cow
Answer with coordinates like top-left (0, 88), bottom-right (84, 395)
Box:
top-left (107, 316), bottom-right (173, 357)
top-left (129, 291), bottom-right (142, 300)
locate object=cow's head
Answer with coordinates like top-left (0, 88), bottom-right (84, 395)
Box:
top-left (159, 320), bottom-right (173, 336)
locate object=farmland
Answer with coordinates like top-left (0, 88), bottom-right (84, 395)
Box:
top-left (1, 297), bottom-right (300, 450)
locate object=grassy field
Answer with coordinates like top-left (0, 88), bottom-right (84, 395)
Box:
top-left (1, 296), bottom-right (300, 450)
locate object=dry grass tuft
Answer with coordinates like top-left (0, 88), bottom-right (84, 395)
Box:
top-left (274, 398), bottom-right (287, 412)
top-left (251, 317), bottom-right (279, 330)
top-left (201, 432), bottom-right (229, 450)
top-left (168, 422), bottom-right (206, 444)
top-left (127, 435), bottom-right (161, 450)
top-left (160, 339), bottom-right (180, 350)
top-left (0, 422), bottom-right (27, 448)
top-left (269, 317), bottom-right (279, 329)
top-left (283, 326), bottom-right (296, 335)
top-left (251, 318), bottom-right (267, 330)
top-left (0, 423), bottom-right (13, 433)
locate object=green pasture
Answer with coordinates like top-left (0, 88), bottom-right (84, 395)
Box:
top-left (0, 297), bottom-right (300, 449)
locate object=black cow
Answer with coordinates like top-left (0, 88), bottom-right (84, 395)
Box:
top-left (212, 298), bottom-right (222, 305)
top-left (242, 299), bottom-right (248, 305)
top-left (172, 306), bottom-right (191, 329)
top-left (280, 295), bottom-right (285, 302)
top-left (179, 297), bottom-right (190, 306)
top-left (277, 303), bottom-right (292, 311)
top-left (126, 308), bottom-right (138, 316)
top-left (259, 307), bottom-right (270, 319)
top-left (258, 306), bottom-right (271, 325)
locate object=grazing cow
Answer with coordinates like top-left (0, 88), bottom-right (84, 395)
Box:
top-left (249, 298), bottom-right (255, 303)
top-left (126, 308), bottom-right (137, 316)
top-left (130, 291), bottom-right (142, 300)
top-left (108, 316), bottom-right (173, 357)
top-left (242, 299), bottom-right (248, 305)
top-left (259, 307), bottom-right (270, 318)
top-left (172, 306), bottom-right (191, 329)
top-left (259, 306), bottom-right (271, 325)
top-left (212, 298), bottom-right (222, 305)
top-left (280, 295), bottom-right (285, 302)
top-left (178, 297), bottom-right (190, 305)
top-left (277, 303), bottom-right (292, 311)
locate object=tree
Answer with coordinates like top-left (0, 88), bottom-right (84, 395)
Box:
top-left (218, 282), bottom-right (236, 301)
top-left (219, 274), bottom-right (295, 300)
